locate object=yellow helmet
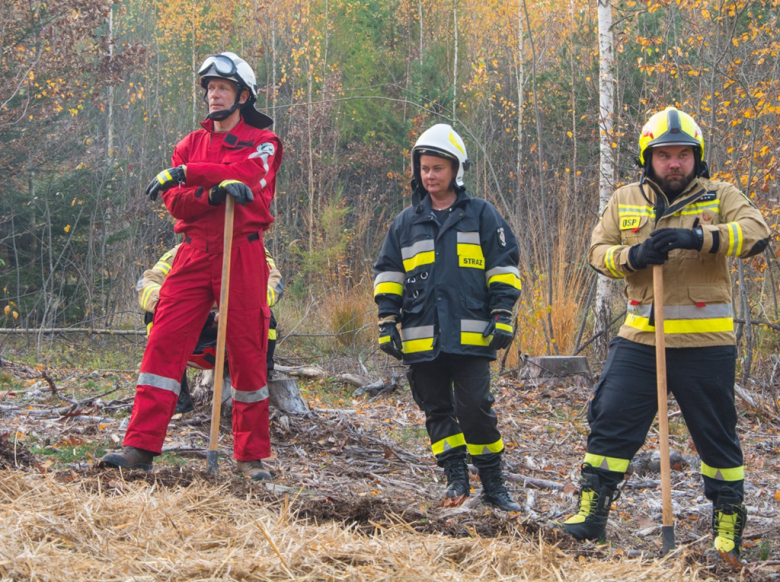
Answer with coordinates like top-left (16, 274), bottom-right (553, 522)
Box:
top-left (638, 107), bottom-right (704, 166)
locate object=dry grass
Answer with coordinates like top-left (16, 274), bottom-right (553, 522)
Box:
top-left (321, 283), bottom-right (374, 348)
top-left (0, 470), bottom-right (738, 581)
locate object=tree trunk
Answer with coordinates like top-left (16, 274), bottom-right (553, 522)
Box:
top-left (107, 1), bottom-right (114, 161)
top-left (594, 0), bottom-right (616, 357)
top-left (452, 0), bottom-right (458, 120)
top-left (268, 378), bottom-right (310, 414)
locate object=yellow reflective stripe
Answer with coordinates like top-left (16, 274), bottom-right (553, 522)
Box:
top-left (374, 281), bottom-right (403, 297)
top-left (487, 272), bottom-right (522, 289)
top-left (141, 284), bottom-right (161, 311)
top-left (496, 322), bottom-right (513, 333)
top-left (618, 204), bottom-right (655, 215)
top-left (457, 243), bottom-right (485, 269)
top-left (726, 222), bottom-right (743, 256)
top-left (402, 337), bottom-right (434, 353)
top-left (665, 317), bottom-right (734, 334)
top-left (625, 314), bottom-right (734, 334)
top-left (457, 243), bottom-right (484, 259)
top-left (158, 170), bottom-right (172, 184)
top-left (701, 461), bottom-right (745, 482)
top-left (584, 453), bottom-right (630, 473)
top-left (461, 331), bottom-right (492, 346)
top-left (403, 251), bottom-right (435, 272)
top-left (624, 313), bottom-right (655, 332)
top-left (153, 261), bottom-right (172, 275)
top-left (268, 328), bottom-right (277, 340)
top-left (680, 201), bottom-right (719, 215)
top-left (431, 433), bottom-right (466, 455)
top-left (267, 288), bottom-right (275, 306)
top-left (378, 335), bottom-right (391, 344)
top-left (220, 179), bottom-right (242, 186)
top-left (146, 321), bottom-right (153, 336)
top-left (467, 439), bottom-right (504, 456)
top-left (605, 246), bottom-right (624, 278)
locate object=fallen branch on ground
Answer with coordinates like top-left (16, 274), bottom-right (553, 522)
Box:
top-left (353, 375), bottom-right (403, 397)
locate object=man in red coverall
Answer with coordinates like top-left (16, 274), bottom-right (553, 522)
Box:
top-left (101, 52), bottom-right (282, 480)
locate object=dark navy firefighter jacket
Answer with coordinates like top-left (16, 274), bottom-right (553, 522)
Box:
top-left (373, 185), bottom-right (522, 364)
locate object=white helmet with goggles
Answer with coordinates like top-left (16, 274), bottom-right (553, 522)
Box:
top-left (198, 52), bottom-right (273, 129)
top-left (411, 124), bottom-right (470, 188)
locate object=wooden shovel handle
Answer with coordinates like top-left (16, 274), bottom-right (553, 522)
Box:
top-left (207, 196), bottom-right (235, 474)
top-left (653, 264), bottom-right (675, 553)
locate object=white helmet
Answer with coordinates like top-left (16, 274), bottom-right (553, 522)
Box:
top-left (411, 124), bottom-right (470, 187)
top-left (198, 52), bottom-right (273, 129)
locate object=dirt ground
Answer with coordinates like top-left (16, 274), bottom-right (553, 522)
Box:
top-left (1, 357), bottom-right (779, 580)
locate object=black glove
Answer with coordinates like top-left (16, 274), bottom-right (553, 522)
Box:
top-left (378, 320), bottom-right (403, 360)
top-left (628, 238), bottom-right (669, 270)
top-left (145, 166), bottom-right (186, 201)
top-left (209, 180), bottom-right (254, 206)
top-left (650, 227), bottom-right (703, 253)
top-left (483, 310), bottom-right (514, 350)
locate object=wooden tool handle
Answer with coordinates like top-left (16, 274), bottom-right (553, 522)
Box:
top-left (207, 196), bottom-right (235, 474)
top-left (653, 264), bottom-right (675, 554)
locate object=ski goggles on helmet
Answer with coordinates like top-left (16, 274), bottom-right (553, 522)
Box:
top-left (198, 54), bottom-right (237, 78)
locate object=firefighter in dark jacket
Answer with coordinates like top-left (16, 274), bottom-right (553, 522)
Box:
top-left (373, 124), bottom-right (523, 511)
top-left (561, 107), bottom-right (770, 563)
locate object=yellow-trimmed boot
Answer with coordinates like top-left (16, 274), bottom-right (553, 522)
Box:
top-left (562, 467), bottom-right (620, 541)
top-left (713, 488), bottom-right (747, 565)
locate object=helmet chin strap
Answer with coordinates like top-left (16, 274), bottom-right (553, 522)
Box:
top-left (207, 90), bottom-right (242, 122)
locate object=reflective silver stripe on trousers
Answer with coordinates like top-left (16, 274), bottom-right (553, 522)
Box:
top-left (138, 372), bottom-right (181, 396)
top-left (461, 319), bottom-right (489, 333)
top-left (628, 303), bottom-right (733, 319)
top-left (232, 386), bottom-right (269, 403)
top-left (374, 271), bottom-right (405, 286)
top-left (401, 325), bottom-right (435, 341)
top-left (456, 231), bottom-right (480, 244)
top-left (485, 265), bottom-right (520, 278)
top-left (401, 239), bottom-right (435, 260)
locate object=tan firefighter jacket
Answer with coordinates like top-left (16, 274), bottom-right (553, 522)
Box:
top-left (589, 176), bottom-right (770, 348)
top-left (137, 244), bottom-right (284, 315)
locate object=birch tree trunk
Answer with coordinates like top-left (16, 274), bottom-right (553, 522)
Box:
top-left (107, 1), bottom-right (114, 161)
top-left (594, 0), bottom-right (615, 356)
top-left (418, 0), bottom-right (423, 63)
top-left (452, 0), bottom-right (458, 120)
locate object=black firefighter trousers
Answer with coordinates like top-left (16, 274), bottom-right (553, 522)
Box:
top-left (586, 337), bottom-right (744, 501)
top-left (407, 353), bottom-right (503, 470)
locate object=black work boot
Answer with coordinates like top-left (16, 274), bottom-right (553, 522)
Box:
top-left (441, 458), bottom-right (470, 505)
top-left (562, 466), bottom-right (620, 541)
top-left (236, 460), bottom-right (273, 481)
top-left (101, 446), bottom-right (154, 471)
top-left (174, 374), bottom-right (194, 415)
top-left (712, 487), bottom-right (747, 565)
top-left (478, 465), bottom-right (522, 512)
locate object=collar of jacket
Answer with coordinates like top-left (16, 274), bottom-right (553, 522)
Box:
top-left (199, 116), bottom-right (246, 136)
top-left (411, 181), bottom-right (471, 214)
top-left (642, 176), bottom-right (707, 222)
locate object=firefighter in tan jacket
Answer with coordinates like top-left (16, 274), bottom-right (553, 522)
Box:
top-left (137, 244), bottom-right (284, 414)
top-left (562, 107), bottom-right (770, 562)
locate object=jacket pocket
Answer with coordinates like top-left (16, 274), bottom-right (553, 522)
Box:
top-left (619, 214), bottom-right (649, 246)
top-left (625, 285), bottom-right (652, 305)
top-left (461, 295), bottom-right (489, 319)
top-left (402, 271), bottom-right (429, 314)
top-left (687, 284), bottom-right (731, 305)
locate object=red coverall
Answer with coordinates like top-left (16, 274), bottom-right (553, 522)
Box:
top-left (124, 117), bottom-right (283, 461)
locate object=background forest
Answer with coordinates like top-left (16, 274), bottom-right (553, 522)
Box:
top-left (1, 0), bottom-right (779, 371)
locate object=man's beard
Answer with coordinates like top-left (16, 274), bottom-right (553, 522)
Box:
top-left (650, 168), bottom-right (695, 200)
